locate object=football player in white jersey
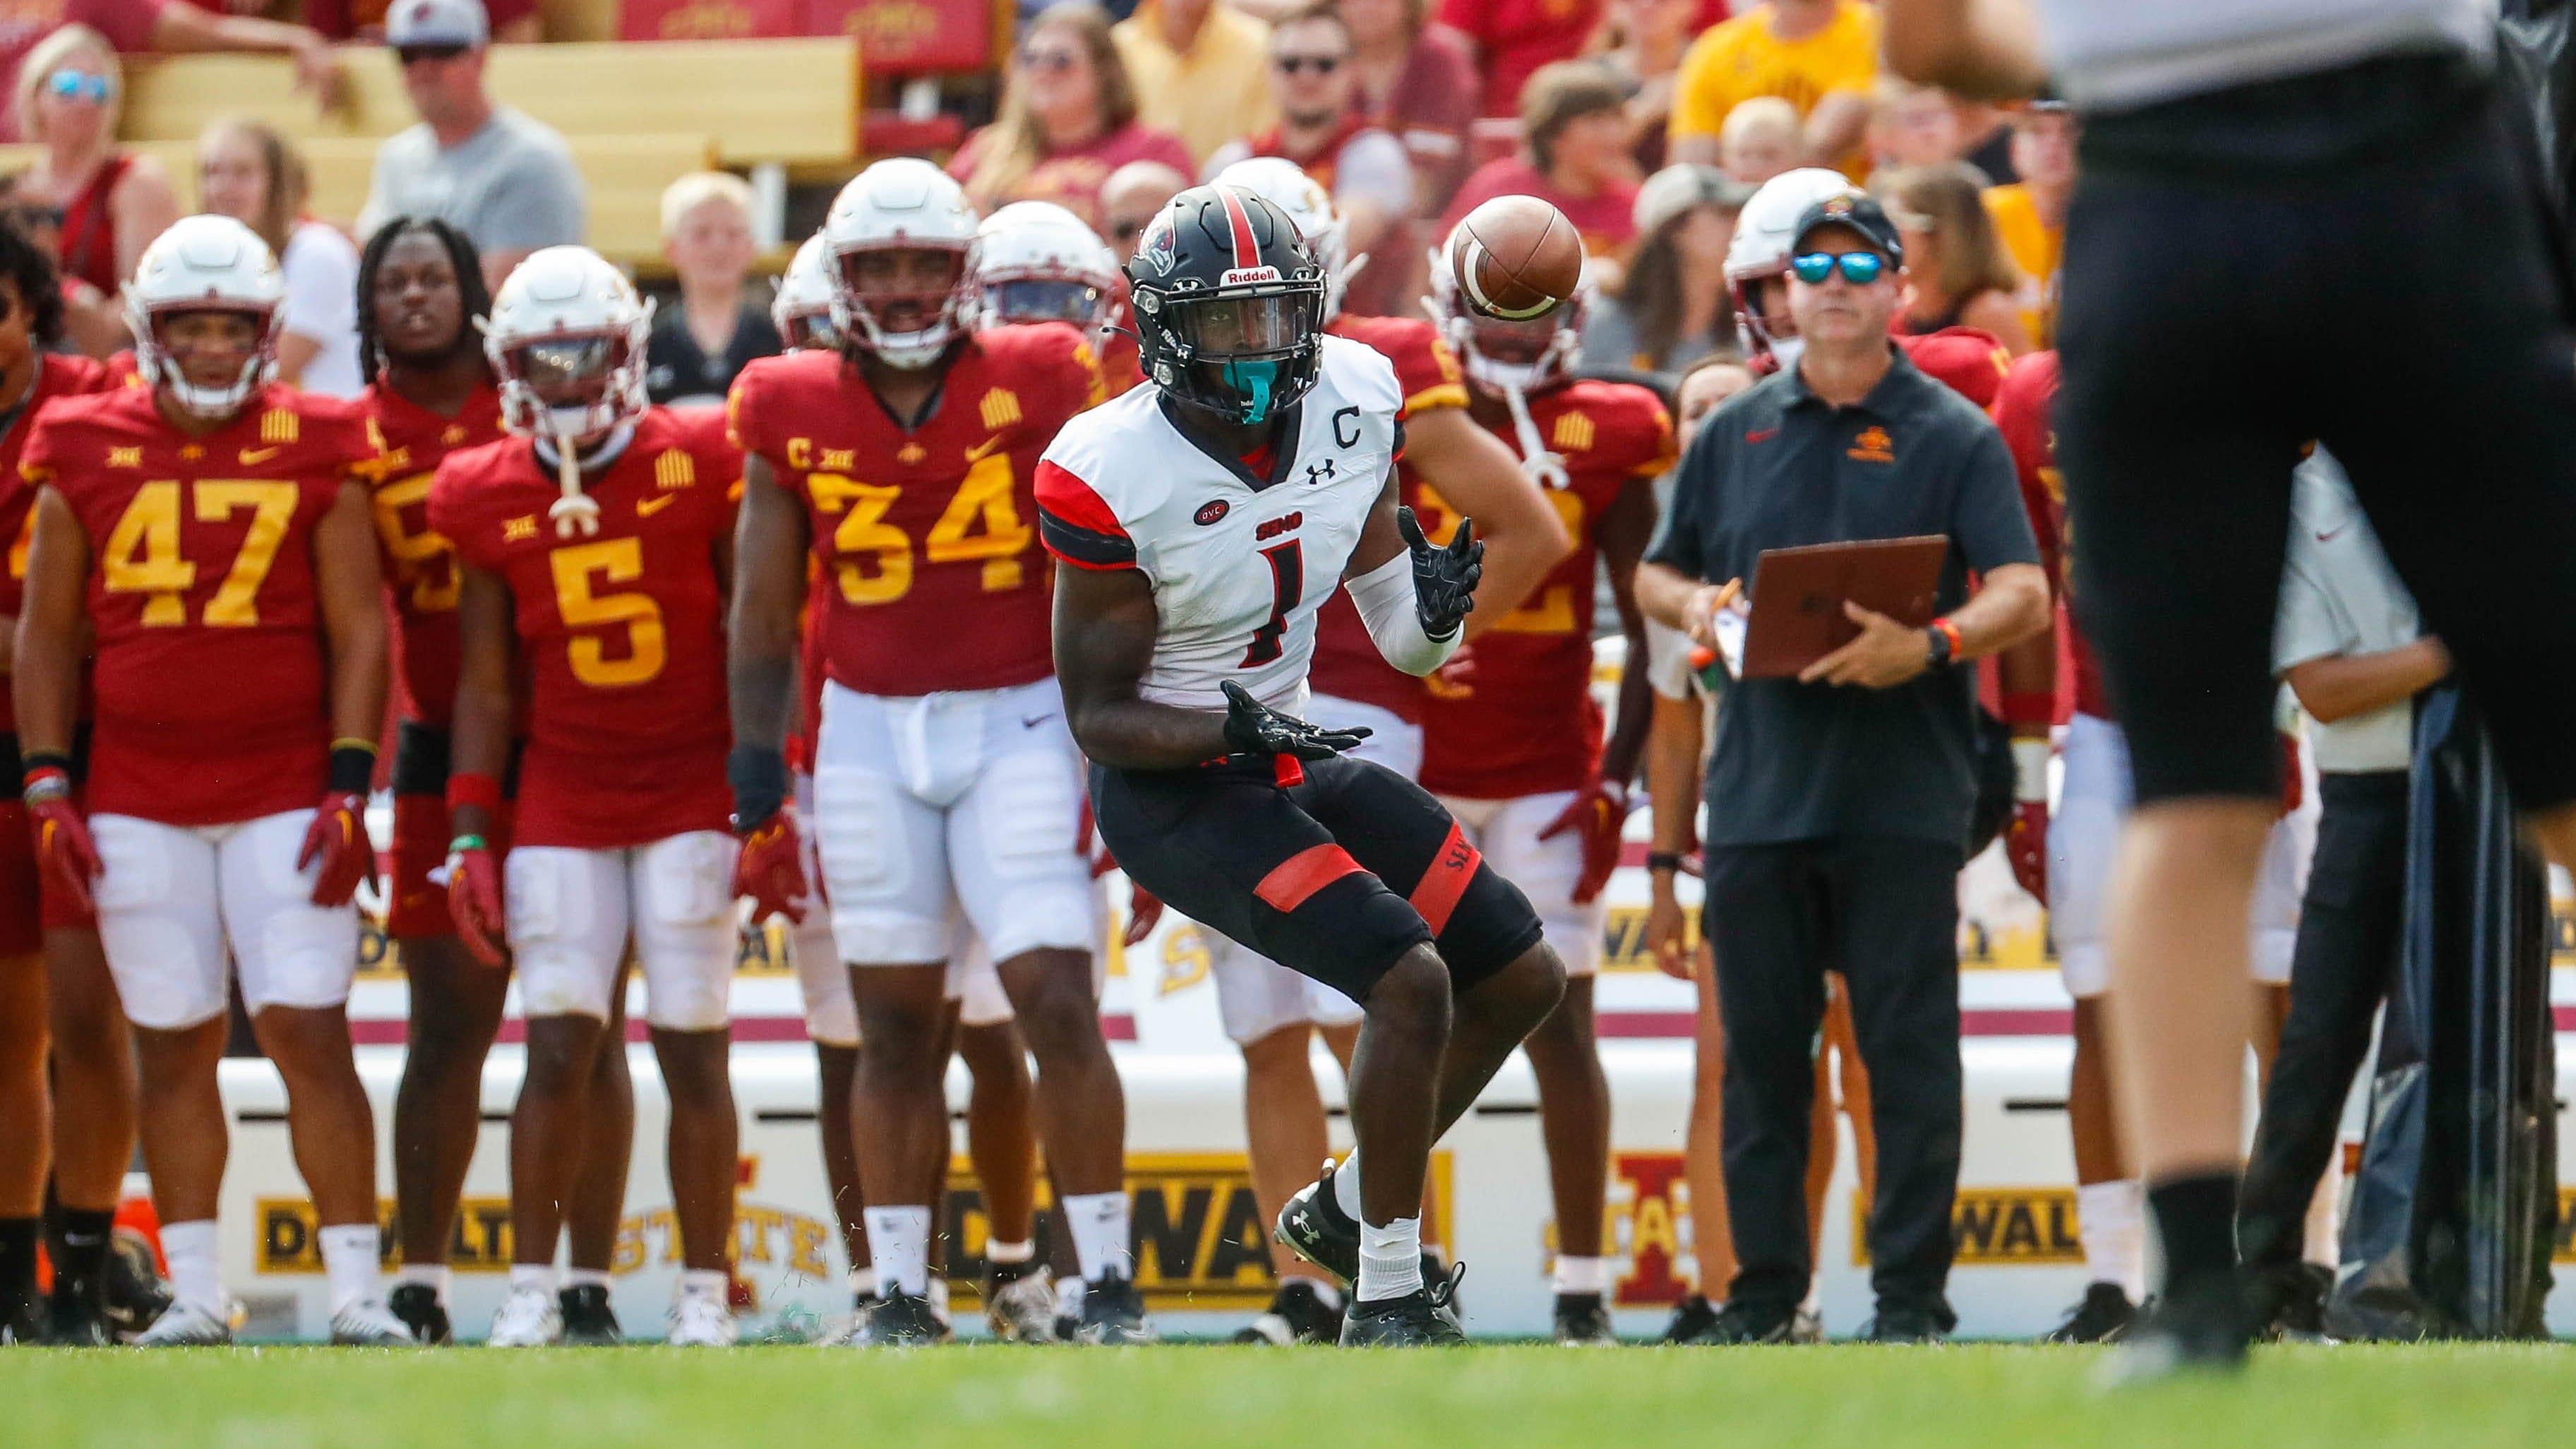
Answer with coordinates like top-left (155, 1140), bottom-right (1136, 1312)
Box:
top-left (1042, 185), bottom-right (1569, 1345)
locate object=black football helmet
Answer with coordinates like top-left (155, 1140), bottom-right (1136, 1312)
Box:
top-left (1126, 184), bottom-right (1327, 427)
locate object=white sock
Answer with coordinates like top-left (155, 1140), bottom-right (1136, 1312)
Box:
top-left (1355, 1216), bottom-right (1423, 1304)
top-left (1554, 1255), bottom-right (1608, 1296)
top-left (1331, 1155), bottom-right (1362, 1220)
top-left (1055, 1273), bottom-right (1086, 1320)
top-left (393, 1263), bottom-right (451, 1304)
top-left (563, 1268), bottom-right (612, 1292)
top-left (2304, 1155), bottom-right (2342, 1270)
top-left (929, 1275), bottom-right (951, 1320)
top-left (2078, 1179), bottom-right (2147, 1301)
top-left (865, 1206), bottom-right (933, 1298)
top-left (318, 1224), bottom-right (382, 1315)
top-left (678, 1269), bottom-right (727, 1301)
top-left (849, 1267), bottom-right (878, 1300)
top-left (986, 1238), bottom-right (1034, 1265)
top-left (510, 1263), bottom-right (558, 1295)
top-left (160, 1220), bottom-right (222, 1316)
top-left (1062, 1191), bottom-right (1134, 1281)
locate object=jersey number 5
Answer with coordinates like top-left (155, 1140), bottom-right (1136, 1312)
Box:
top-left (1240, 539), bottom-right (1302, 667)
top-left (102, 479), bottom-right (296, 627)
top-left (551, 537), bottom-right (666, 687)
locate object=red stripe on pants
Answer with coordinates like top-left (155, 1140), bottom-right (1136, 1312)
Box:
top-left (1408, 822), bottom-right (1479, 934)
top-left (1255, 844), bottom-right (1363, 912)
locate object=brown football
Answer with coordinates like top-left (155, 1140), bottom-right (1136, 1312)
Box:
top-left (1449, 194), bottom-right (1584, 321)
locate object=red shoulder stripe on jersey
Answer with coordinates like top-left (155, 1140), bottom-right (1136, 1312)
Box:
top-left (1255, 843), bottom-right (1364, 913)
top-left (1407, 821), bottom-right (1480, 934)
top-left (1034, 459), bottom-right (1137, 571)
top-left (1216, 184), bottom-right (1259, 273)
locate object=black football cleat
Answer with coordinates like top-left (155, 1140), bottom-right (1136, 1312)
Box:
top-left (1275, 1161), bottom-right (1362, 1287)
top-left (2042, 1282), bottom-right (2137, 1344)
top-left (388, 1284), bottom-right (453, 1346)
top-left (1703, 1299), bottom-right (1802, 1345)
top-left (558, 1284), bottom-right (623, 1346)
top-left (1074, 1270), bottom-right (1156, 1344)
top-left (45, 1287), bottom-right (111, 1347)
top-left (1553, 1292), bottom-right (1617, 1345)
top-left (1659, 1293), bottom-right (1720, 1344)
top-left (2248, 1263), bottom-right (2330, 1342)
top-left (1338, 1265), bottom-right (1467, 1347)
top-left (855, 1289), bottom-right (950, 1347)
top-left (1859, 1304), bottom-right (1951, 1344)
top-left (2102, 1272), bottom-right (2253, 1385)
top-left (1, 1289), bottom-right (42, 1345)
top-left (101, 1232), bottom-right (170, 1342)
top-left (1231, 1280), bottom-right (1344, 1344)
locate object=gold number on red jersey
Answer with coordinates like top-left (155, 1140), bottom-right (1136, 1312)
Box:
top-left (549, 537), bottom-right (666, 687)
top-left (1414, 484), bottom-right (1587, 635)
top-left (369, 472), bottom-right (460, 614)
top-left (8, 503), bottom-right (35, 582)
top-left (806, 473), bottom-right (913, 605)
top-left (922, 453), bottom-right (1030, 592)
top-left (101, 480), bottom-right (196, 626)
top-left (195, 481), bottom-right (296, 626)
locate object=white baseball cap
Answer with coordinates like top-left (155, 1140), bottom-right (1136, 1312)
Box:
top-left (387, 0), bottom-right (489, 49)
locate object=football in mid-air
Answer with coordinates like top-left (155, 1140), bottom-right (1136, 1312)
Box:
top-left (1448, 195), bottom-right (1584, 321)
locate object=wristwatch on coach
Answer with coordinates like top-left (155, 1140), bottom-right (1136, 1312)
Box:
top-left (1923, 618), bottom-right (1959, 669)
top-left (1646, 851), bottom-right (1687, 875)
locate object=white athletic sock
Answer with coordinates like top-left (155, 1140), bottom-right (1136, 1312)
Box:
top-left (678, 1269), bottom-right (728, 1301)
top-left (1055, 1273), bottom-right (1086, 1320)
top-left (865, 1206), bottom-right (933, 1298)
top-left (2304, 1155), bottom-right (2343, 1270)
top-left (318, 1223), bottom-right (382, 1314)
top-left (1331, 1154), bottom-right (1362, 1221)
top-left (1357, 1217), bottom-right (1424, 1303)
top-left (1061, 1191), bottom-right (1134, 1281)
top-left (393, 1262), bottom-right (452, 1304)
top-left (985, 1238), bottom-right (1035, 1265)
top-left (1554, 1255), bottom-right (1608, 1296)
top-left (160, 1220), bottom-right (222, 1316)
top-left (510, 1263), bottom-right (558, 1295)
top-left (2078, 1179), bottom-right (2147, 1301)
top-left (929, 1275), bottom-right (951, 1319)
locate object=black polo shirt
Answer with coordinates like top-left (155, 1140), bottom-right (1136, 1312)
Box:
top-left (1646, 347), bottom-right (2040, 849)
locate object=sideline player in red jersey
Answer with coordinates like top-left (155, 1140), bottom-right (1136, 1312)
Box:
top-left (1204, 156), bottom-right (1568, 1344)
top-left (357, 217), bottom-right (636, 1347)
top-left (15, 215), bottom-right (405, 1347)
top-left (729, 160), bottom-right (1139, 1347)
top-left (430, 247), bottom-right (745, 1349)
top-left (0, 221), bottom-right (119, 1344)
top-left (1416, 249), bottom-right (1675, 1344)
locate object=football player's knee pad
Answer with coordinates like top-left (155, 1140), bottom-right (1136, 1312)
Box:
top-left (507, 847), bottom-right (623, 1021)
top-left (791, 916), bottom-right (857, 1046)
top-left (635, 833), bottom-right (738, 1032)
top-left (89, 815), bottom-right (227, 1032)
top-left (971, 746), bottom-right (1084, 884)
top-left (813, 766), bottom-right (949, 956)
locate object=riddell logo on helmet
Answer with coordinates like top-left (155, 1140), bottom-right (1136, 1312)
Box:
top-left (1222, 266), bottom-right (1282, 285)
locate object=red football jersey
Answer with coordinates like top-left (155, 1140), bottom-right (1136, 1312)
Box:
top-left (1307, 313), bottom-right (1471, 724)
top-left (22, 385), bottom-right (373, 825)
top-left (1419, 381), bottom-right (1674, 799)
top-left (0, 354), bottom-right (114, 734)
top-left (359, 379), bottom-right (506, 727)
top-left (727, 325), bottom-right (1101, 698)
top-left (428, 409), bottom-right (741, 850)
top-left (1991, 349), bottom-right (2105, 720)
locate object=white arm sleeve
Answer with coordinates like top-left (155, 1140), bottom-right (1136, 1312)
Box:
top-left (1345, 548), bottom-right (1459, 676)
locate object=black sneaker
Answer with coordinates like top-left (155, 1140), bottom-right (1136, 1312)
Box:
top-left (1, 1289), bottom-right (40, 1345)
top-left (2248, 1263), bottom-right (2330, 1342)
top-left (2103, 1272), bottom-right (2252, 1384)
top-left (856, 1289), bottom-right (950, 1347)
top-left (1704, 1298), bottom-right (1800, 1344)
top-left (2042, 1282), bottom-right (2136, 1344)
top-left (1859, 1303), bottom-right (1953, 1344)
top-left (1660, 1293), bottom-right (1720, 1344)
top-left (388, 1284), bottom-right (453, 1346)
top-left (558, 1284), bottom-right (623, 1346)
top-left (1074, 1270), bottom-right (1156, 1344)
top-left (101, 1231), bottom-right (169, 1342)
top-left (1553, 1292), bottom-right (1616, 1345)
top-left (45, 1285), bottom-right (110, 1347)
top-left (1274, 1161), bottom-right (1361, 1287)
top-left (1232, 1280), bottom-right (1343, 1344)
top-left (1338, 1264), bottom-right (1467, 1347)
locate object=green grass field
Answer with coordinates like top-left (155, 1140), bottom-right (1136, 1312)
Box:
top-left (5, 1344), bottom-right (2572, 1447)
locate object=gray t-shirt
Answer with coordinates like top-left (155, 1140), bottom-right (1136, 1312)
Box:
top-left (2275, 449), bottom-right (2421, 775)
top-left (358, 107), bottom-right (586, 257)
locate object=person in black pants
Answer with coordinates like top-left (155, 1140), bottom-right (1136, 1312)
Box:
top-left (2238, 453), bottom-right (2450, 1332)
top-left (1635, 191), bottom-right (2049, 1343)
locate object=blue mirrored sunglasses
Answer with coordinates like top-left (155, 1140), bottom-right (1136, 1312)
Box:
top-left (45, 69), bottom-right (114, 104)
top-left (1790, 251), bottom-right (1886, 285)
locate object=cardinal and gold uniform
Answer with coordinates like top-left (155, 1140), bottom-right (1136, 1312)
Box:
top-left (20, 385), bottom-right (373, 1030)
top-left (428, 410), bottom-right (743, 1029)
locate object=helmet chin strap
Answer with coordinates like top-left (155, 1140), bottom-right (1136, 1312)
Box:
top-left (534, 409), bottom-right (625, 538)
top-left (1499, 381), bottom-right (1569, 491)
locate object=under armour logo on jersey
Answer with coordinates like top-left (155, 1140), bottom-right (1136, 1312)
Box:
top-left (1304, 459), bottom-right (1336, 487)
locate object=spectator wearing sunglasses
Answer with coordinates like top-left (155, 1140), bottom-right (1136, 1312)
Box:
top-left (0, 0), bottom-right (346, 150)
top-left (356, 0), bottom-right (582, 291)
top-left (1633, 191), bottom-right (2046, 1343)
top-left (1203, 2), bottom-right (1417, 316)
top-left (1098, 157), bottom-right (1187, 260)
top-left (954, 3), bottom-right (1192, 232)
top-left (7, 25), bottom-right (174, 351)
top-left (198, 117), bottom-right (364, 395)
top-left (1111, 0), bottom-right (1275, 167)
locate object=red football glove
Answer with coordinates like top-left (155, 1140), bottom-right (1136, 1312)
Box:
top-left (2279, 732), bottom-right (2304, 819)
top-left (734, 813), bottom-right (809, 924)
top-left (1538, 777), bottom-right (1629, 906)
top-left (443, 839), bottom-right (507, 967)
top-left (1122, 883), bottom-right (1165, 947)
top-left (25, 772), bottom-right (99, 916)
top-left (297, 790), bottom-right (376, 907)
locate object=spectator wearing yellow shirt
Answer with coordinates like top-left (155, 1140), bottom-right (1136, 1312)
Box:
top-left (1979, 100), bottom-right (2074, 347)
top-left (1667, 0), bottom-right (1879, 180)
top-left (1112, 0), bottom-right (1276, 168)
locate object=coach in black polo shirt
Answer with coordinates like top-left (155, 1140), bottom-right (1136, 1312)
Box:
top-left (1635, 190), bottom-right (2049, 1343)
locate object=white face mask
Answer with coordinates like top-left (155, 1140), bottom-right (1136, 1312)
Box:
top-left (1767, 333), bottom-right (1806, 376)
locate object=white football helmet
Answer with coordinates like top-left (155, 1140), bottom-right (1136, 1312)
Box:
top-left (822, 157), bottom-right (980, 369)
top-left (976, 201), bottom-right (1117, 330)
top-left (483, 246), bottom-right (653, 537)
top-left (125, 215), bottom-right (287, 419)
top-left (1210, 156), bottom-right (1355, 320)
top-left (1724, 167), bottom-right (1855, 374)
top-left (772, 232), bottom-right (839, 352)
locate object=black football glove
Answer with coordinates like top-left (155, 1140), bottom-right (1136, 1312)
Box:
top-left (1222, 681), bottom-right (1372, 761)
top-left (1397, 504), bottom-right (1482, 640)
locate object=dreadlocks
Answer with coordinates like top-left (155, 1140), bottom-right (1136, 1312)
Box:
top-left (0, 210), bottom-right (66, 350)
top-left (355, 216), bottom-right (493, 382)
